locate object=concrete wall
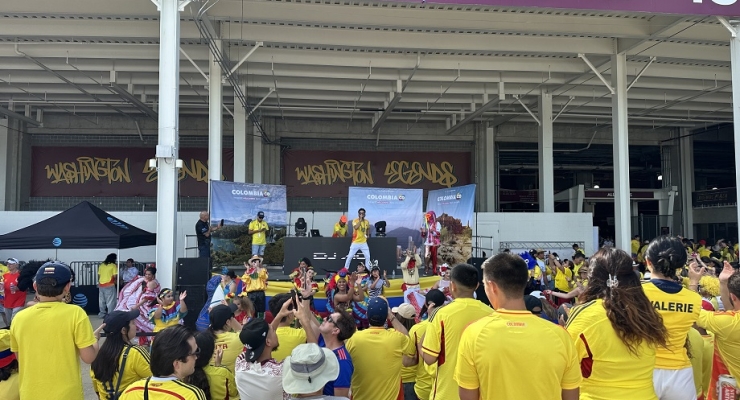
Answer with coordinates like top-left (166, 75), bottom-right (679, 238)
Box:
top-left (0, 210), bottom-right (596, 266)
top-left (0, 211), bottom-right (199, 266)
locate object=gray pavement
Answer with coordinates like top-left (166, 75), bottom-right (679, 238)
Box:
top-left (83, 314), bottom-right (105, 400)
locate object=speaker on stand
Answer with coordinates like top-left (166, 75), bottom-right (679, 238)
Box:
top-left (176, 258), bottom-right (212, 330)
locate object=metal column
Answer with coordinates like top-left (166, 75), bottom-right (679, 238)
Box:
top-left (154, 0), bottom-right (182, 289)
top-left (731, 22), bottom-right (740, 245)
top-left (612, 53), bottom-right (631, 252)
top-left (233, 83), bottom-right (248, 182)
top-left (484, 126), bottom-right (496, 212)
top-left (538, 90), bottom-right (554, 212)
top-left (253, 123), bottom-right (263, 184)
top-left (679, 128), bottom-right (695, 237)
top-left (208, 39), bottom-right (223, 182)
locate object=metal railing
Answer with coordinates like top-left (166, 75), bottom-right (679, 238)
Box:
top-left (68, 261), bottom-right (151, 287)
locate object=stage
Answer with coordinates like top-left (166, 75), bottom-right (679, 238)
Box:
top-left (282, 236), bottom-right (399, 274)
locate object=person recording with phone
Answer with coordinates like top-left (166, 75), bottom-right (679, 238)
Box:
top-left (344, 208), bottom-right (371, 270)
top-left (195, 211), bottom-right (222, 259)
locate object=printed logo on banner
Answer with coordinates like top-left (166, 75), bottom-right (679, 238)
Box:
top-left (107, 217), bottom-right (129, 230)
top-left (232, 189), bottom-right (272, 198)
top-left (52, 237), bottom-right (62, 247)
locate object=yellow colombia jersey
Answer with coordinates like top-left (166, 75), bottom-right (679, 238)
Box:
top-left (203, 365), bottom-right (239, 400)
top-left (697, 310), bottom-right (740, 400)
top-left (272, 326), bottom-right (307, 362)
top-left (120, 377), bottom-right (206, 400)
top-left (346, 327), bottom-right (414, 400)
top-left (351, 219), bottom-right (370, 244)
top-left (333, 222), bottom-right (347, 237)
top-left (701, 333), bottom-right (715, 398)
top-left (566, 299), bottom-right (657, 400)
top-left (642, 280), bottom-right (701, 369)
top-left (211, 331), bottom-right (244, 374)
top-left (687, 328), bottom-right (705, 399)
top-left (10, 301), bottom-right (97, 400)
top-left (98, 262), bottom-right (118, 286)
top-left (242, 268), bottom-right (268, 293)
top-left (91, 345), bottom-right (152, 400)
top-left (422, 298), bottom-right (492, 400)
top-left (408, 321), bottom-right (434, 400)
top-left (455, 309), bottom-right (581, 400)
top-left (248, 220), bottom-right (269, 246)
top-left (555, 268), bottom-right (573, 292)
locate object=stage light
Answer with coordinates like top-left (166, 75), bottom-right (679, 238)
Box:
top-left (375, 221), bottom-right (387, 237)
top-left (295, 218), bottom-right (307, 237)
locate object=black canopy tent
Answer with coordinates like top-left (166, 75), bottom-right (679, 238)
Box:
top-left (0, 201), bottom-right (156, 315)
top-left (0, 201), bottom-right (156, 249)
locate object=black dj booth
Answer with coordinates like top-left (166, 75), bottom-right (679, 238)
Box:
top-left (283, 237), bottom-right (398, 275)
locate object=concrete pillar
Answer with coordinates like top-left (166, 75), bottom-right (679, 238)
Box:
top-left (538, 89), bottom-right (554, 212)
top-left (478, 126), bottom-right (496, 212)
top-left (208, 39), bottom-right (223, 182)
top-left (154, 0), bottom-right (182, 289)
top-left (730, 21), bottom-right (740, 243)
top-left (679, 129), bottom-right (695, 237)
top-left (233, 83), bottom-right (248, 182)
top-left (253, 123), bottom-right (263, 184)
top-left (612, 52), bottom-right (631, 252)
top-left (0, 119), bottom-right (9, 210)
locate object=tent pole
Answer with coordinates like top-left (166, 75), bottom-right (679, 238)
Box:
top-left (117, 249), bottom-right (120, 294)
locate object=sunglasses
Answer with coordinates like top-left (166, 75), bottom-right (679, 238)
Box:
top-left (251, 260), bottom-right (261, 264)
top-left (189, 347), bottom-right (201, 358)
top-left (324, 315), bottom-right (338, 326)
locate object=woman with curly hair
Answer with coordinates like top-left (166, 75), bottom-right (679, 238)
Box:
top-left (642, 236), bottom-right (702, 400)
top-left (326, 270), bottom-right (368, 329)
top-left (565, 247), bottom-right (668, 400)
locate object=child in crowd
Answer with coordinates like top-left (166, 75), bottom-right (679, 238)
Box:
top-left (148, 288), bottom-right (188, 333)
top-left (233, 294), bottom-right (255, 325)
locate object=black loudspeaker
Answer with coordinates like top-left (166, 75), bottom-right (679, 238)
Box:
top-left (176, 258), bottom-right (211, 286)
top-left (177, 285), bottom-right (207, 330)
top-left (467, 257), bottom-right (490, 306)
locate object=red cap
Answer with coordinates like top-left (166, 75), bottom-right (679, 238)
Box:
top-left (340, 215), bottom-right (347, 223)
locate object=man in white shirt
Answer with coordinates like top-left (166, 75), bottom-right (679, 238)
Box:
top-left (235, 297), bottom-right (316, 400)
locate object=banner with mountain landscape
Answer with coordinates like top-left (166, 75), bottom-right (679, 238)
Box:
top-left (209, 181), bottom-right (288, 266)
top-left (347, 187), bottom-right (424, 262)
top-left (426, 184), bottom-right (476, 266)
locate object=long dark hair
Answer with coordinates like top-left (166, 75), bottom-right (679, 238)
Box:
top-left (91, 323), bottom-right (133, 383)
top-left (646, 236), bottom-right (687, 278)
top-left (141, 267), bottom-right (157, 292)
top-left (17, 260), bottom-right (51, 292)
top-left (577, 248), bottom-right (667, 355)
top-left (0, 360), bottom-right (17, 382)
top-left (186, 331), bottom-right (214, 400)
top-left (104, 253), bottom-right (117, 265)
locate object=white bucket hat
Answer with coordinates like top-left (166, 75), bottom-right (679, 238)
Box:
top-left (282, 343), bottom-right (340, 394)
top-left (391, 303), bottom-right (416, 319)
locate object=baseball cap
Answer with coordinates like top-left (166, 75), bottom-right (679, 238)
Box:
top-left (257, 211), bottom-right (265, 218)
top-left (420, 289), bottom-right (446, 317)
top-left (240, 318), bottom-right (270, 362)
top-left (282, 343), bottom-right (340, 395)
top-left (524, 295), bottom-right (542, 314)
top-left (366, 297), bottom-right (388, 323)
top-left (340, 215), bottom-right (347, 223)
top-left (209, 305), bottom-right (235, 330)
top-left (0, 331), bottom-right (16, 368)
top-left (35, 261), bottom-right (72, 286)
top-left (103, 310), bottom-right (140, 336)
top-left (5, 258), bottom-right (18, 265)
top-left (391, 303), bottom-right (416, 320)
